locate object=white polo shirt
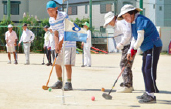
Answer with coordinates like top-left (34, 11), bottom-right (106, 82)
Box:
top-left (5, 30), bottom-right (18, 47)
top-left (19, 29), bottom-right (35, 43)
top-left (84, 30), bottom-right (91, 47)
top-left (49, 11), bottom-right (76, 47)
top-left (44, 31), bottom-right (50, 47)
top-left (48, 33), bottom-right (55, 50)
top-left (113, 20), bottom-right (132, 46)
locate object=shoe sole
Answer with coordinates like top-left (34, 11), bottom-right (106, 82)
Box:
top-left (64, 88), bottom-right (73, 91)
top-left (136, 96), bottom-right (144, 99)
top-left (51, 87), bottom-right (62, 89)
top-left (138, 99), bottom-right (156, 104)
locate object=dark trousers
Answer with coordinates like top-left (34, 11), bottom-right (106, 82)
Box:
top-left (45, 47), bottom-right (51, 63)
top-left (142, 46), bottom-right (162, 93)
top-left (120, 45), bottom-right (135, 87)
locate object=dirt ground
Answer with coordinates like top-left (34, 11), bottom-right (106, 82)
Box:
top-left (0, 53), bottom-right (171, 109)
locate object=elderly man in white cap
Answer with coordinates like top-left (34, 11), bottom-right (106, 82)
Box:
top-left (5, 24), bottom-right (18, 64)
top-left (104, 11), bottom-right (135, 93)
top-left (118, 4), bottom-right (162, 103)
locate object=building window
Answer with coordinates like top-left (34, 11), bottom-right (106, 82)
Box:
top-left (100, 26), bottom-right (106, 33)
top-left (3, 1), bottom-right (20, 15)
top-left (143, 8), bottom-right (145, 15)
top-left (159, 6), bottom-right (162, 11)
top-left (68, 6), bottom-right (77, 15)
top-left (85, 5), bottom-right (88, 14)
top-left (100, 4), bottom-right (112, 13)
top-left (153, 4), bottom-right (155, 9)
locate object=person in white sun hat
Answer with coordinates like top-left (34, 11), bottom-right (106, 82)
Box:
top-left (5, 24), bottom-right (18, 64)
top-left (118, 4), bottom-right (162, 103)
top-left (104, 11), bottom-right (135, 93)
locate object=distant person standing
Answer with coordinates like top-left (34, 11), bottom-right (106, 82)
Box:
top-left (5, 24), bottom-right (18, 64)
top-left (81, 22), bottom-right (91, 67)
top-left (48, 26), bottom-right (56, 62)
top-left (43, 25), bottom-right (52, 66)
top-left (18, 23), bottom-right (35, 65)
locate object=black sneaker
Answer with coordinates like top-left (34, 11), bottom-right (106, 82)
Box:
top-left (50, 81), bottom-right (62, 89)
top-left (137, 92), bottom-right (148, 99)
top-left (14, 60), bottom-right (18, 65)
top-left (64, 82), bottom-right (73, 91)
top-left (81, 65), bottom-right (85, 67)
top-left (46, 63), bottom-right (52, 66)
top-left (138, 95), bottom-right (156, 103)
top-left (120, 82), bottom-right (124, 87)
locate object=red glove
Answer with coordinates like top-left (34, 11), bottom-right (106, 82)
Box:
top-left (131, 48), bottom-right (137, 57)
top-left (48, 47), bottom-right (51, 50)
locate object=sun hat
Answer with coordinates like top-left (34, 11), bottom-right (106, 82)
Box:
top-left (117, 4), bottom-right (143, 20)
top-left (46, 1), bottom-right (57, 10)
top-left (8, 24), bottom-right (13, 28)
top-left (103, 11), bottom-right (115, 28)
top-left (82, 22), bottom-right (90, 28)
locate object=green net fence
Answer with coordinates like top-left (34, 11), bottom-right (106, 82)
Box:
top-left (0, 26), bottom-right (45, 53)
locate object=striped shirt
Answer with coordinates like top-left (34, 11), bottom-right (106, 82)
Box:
top-left (49, 11), bottom-right (76, 47)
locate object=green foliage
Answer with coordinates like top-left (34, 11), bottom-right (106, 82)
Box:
top-left (19, 13), bottom-right (39, 26)
top-left (40, 18), bottom-right (50, 27)
top-left (71, 17), bottom-right (89, 28)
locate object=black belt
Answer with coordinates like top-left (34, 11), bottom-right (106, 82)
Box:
top-left (23, 42), bottom-right (29, 43)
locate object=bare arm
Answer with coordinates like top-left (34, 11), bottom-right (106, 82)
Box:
top-left (54, 31), bottom-right (60, 53)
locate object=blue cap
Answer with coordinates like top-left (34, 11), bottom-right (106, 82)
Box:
top-left (46, 1), bottom-right (57, 10)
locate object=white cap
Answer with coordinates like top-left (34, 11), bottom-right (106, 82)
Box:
top-left (103, 11), bottom-right (115, 28)
top-left (8, 24), bottom-right (13, 28)
top-left (48, 26), bottom-right (52, 30)
top-left (118, 4), bottom-right (143, 20)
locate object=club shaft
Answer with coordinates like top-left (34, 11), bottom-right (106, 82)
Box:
top-left (108, 66), bottom-right (126, 95)
top-left (45, 53), bottom-right (58, 86)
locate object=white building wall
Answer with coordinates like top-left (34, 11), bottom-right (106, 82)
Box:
top-left (68, 4), bottom-right (110, 29)
top-left (0, 0), bottom-right (4, 20)
top-left (0, 0), bottom-right (29, 21)
top-left (28, 0), bottom-right (50, 20)
top-left (142, 0), bottom-right (156, 24)
top-left (155, 0), bottom-right (164, 26)
top-left (67, 5), bottom-right (89, 21)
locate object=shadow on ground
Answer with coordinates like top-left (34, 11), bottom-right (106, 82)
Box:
top-left (74, 88), bottom-right (116, 92)
top-left (75, 66), bottom-right (118, 68)
top-left (134, 90), bottom-right (171, 94)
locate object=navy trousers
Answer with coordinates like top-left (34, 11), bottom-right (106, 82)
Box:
top-left (142, 46), bottom-right (162, 93)
top-left (45, 47), bottom-right (51, 63)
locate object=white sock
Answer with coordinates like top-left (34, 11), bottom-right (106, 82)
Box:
top-left (146, 92), bottom-right (154, 98)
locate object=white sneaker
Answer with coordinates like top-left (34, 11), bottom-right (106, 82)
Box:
top-left (116, 87), bottom-right (133, 93)
top-left (7, 60), bottom-right (11, 64)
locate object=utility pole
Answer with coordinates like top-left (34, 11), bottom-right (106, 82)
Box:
top-left (140, 0), bottom-right (143, 15)
top-left (7, 0), bottom-right (11, 21)
top-left (89, 0), bottom-right (92, 32)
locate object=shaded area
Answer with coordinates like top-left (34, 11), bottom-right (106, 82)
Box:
top-left (157, 100), bottom-right (171, 105)
top-left (74, 66), bottom-right (118, 68)
top-left (74, 88), bottom-right (116, 92)
top-left (134, 90), bottom-right (171, 94)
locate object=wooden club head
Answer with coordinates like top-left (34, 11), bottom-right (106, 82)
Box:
top-left (42, 85), bottom-right (49, 90)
